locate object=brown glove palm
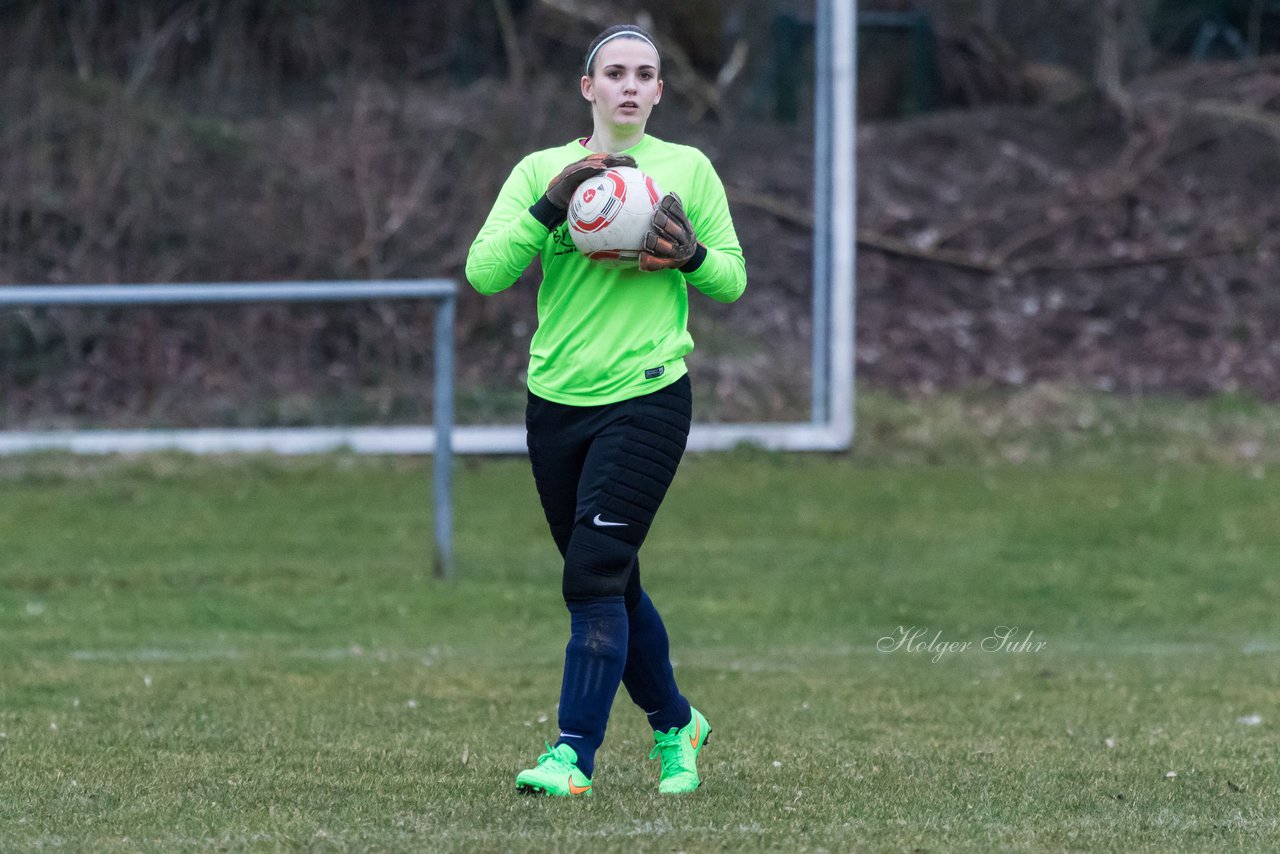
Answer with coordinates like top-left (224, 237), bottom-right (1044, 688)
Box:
top-left (545, 152), bottom-right (638, 209)
top-left (640, 192), bottom-right (699, 272)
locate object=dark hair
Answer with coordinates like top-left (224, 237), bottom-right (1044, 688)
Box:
top-left (583, 24), bottom-right (660, 76)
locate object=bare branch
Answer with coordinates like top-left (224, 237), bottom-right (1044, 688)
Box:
top-left (856, 230), bottom-right (1001, 274)
top-left (125, 0), bottom-right (206, 98)
top-left (725, 186), bottom-right (812, 229)
top-left (492, 0), bottom-right (526, 89)
top-left (1188, 99), bottom-right (1280, 142)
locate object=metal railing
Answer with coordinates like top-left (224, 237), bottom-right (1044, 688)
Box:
top-left (0, 279), bottom-right (457, 579)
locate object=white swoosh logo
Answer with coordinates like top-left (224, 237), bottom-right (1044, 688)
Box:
top-left (592, 513), bottom-right (627, 527)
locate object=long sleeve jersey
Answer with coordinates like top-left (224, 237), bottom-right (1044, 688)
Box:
top-left (466, 134), bottom-right (746, 406)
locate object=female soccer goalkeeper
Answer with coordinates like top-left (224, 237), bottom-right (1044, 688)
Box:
top-left (465, 23), bottom-right (746, 797)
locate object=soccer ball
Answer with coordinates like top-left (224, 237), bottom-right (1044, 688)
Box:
top-left (567, 166), bottom-right (663, 268)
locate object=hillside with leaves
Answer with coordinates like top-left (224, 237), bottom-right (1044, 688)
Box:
top-left (2, 1), bottom-right (1278, 429)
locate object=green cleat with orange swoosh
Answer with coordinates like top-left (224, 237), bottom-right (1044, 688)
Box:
top-left (649, 707), bottom-right (712, 794)
top-left (515, 742), bottom-right (593, 797)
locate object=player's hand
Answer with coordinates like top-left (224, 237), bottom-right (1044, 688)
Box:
top-left (639, 192), bottom-right (698, 272)
top-left (544, 152), bottom-right (638, 209)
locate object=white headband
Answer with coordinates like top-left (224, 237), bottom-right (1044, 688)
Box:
top-left (584, 31), bottom-right (659, 75)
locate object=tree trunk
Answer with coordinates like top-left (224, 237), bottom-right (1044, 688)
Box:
top-left (1095, 0), bottom-right (1132, 120)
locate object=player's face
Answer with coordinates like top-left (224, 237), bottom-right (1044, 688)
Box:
top-left (582, 38), bottom-right (662, 131)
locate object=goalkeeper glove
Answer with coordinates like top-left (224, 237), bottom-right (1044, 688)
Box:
top-left (544, 152), bottom-right (638, 209)
top-left (640, 192), bottom-right (701, 272)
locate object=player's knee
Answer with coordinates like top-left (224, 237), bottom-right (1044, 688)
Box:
top-left (562, 524), bottom-right (638, 602)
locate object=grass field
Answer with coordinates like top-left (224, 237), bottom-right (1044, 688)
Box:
top-left (2, 390), bottom-right (1279, 851)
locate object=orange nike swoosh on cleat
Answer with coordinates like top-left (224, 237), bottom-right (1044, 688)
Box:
top-left (689, 717), bottom-right (701, 749)
top-left (568, 778), bottom-right (592, 795)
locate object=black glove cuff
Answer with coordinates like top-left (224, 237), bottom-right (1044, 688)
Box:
top-left (529, 194), bottom-right (567, 230)
top-left (679, 243), bottom-right (708, 274)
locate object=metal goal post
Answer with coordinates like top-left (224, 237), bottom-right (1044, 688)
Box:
top-left (0, 280), bottom-right (458, 579)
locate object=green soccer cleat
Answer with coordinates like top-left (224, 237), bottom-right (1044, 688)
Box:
top-left (515, 742), bottom-right (594, 797)
top-left (649, 707), bottom-right (712, 794)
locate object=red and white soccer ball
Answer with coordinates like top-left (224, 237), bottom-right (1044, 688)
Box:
top-left (568, 166), bottom-right (663, 268)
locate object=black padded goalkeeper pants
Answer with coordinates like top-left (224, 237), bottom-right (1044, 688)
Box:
top-left (525, 375), bottom-right (692, 605)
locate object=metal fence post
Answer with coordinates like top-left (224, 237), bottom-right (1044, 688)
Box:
top-left (433, 293), bottom-right (455, 580)
top-left (0, 280), bottom-right (460, 573)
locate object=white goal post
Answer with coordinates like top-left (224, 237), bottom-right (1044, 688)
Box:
top-left (0, 0), bottom-right (854, 457)
top-left (453, 0), bottom-right (857, 452)
top-left (434, 0), bottom-right (856, 454)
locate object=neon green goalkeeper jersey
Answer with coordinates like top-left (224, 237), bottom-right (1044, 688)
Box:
top-left (466, 134), bottom-right (746, 405)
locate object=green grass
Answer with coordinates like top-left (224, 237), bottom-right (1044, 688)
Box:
top-left (2, 391), bottom-right (1279, 851)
